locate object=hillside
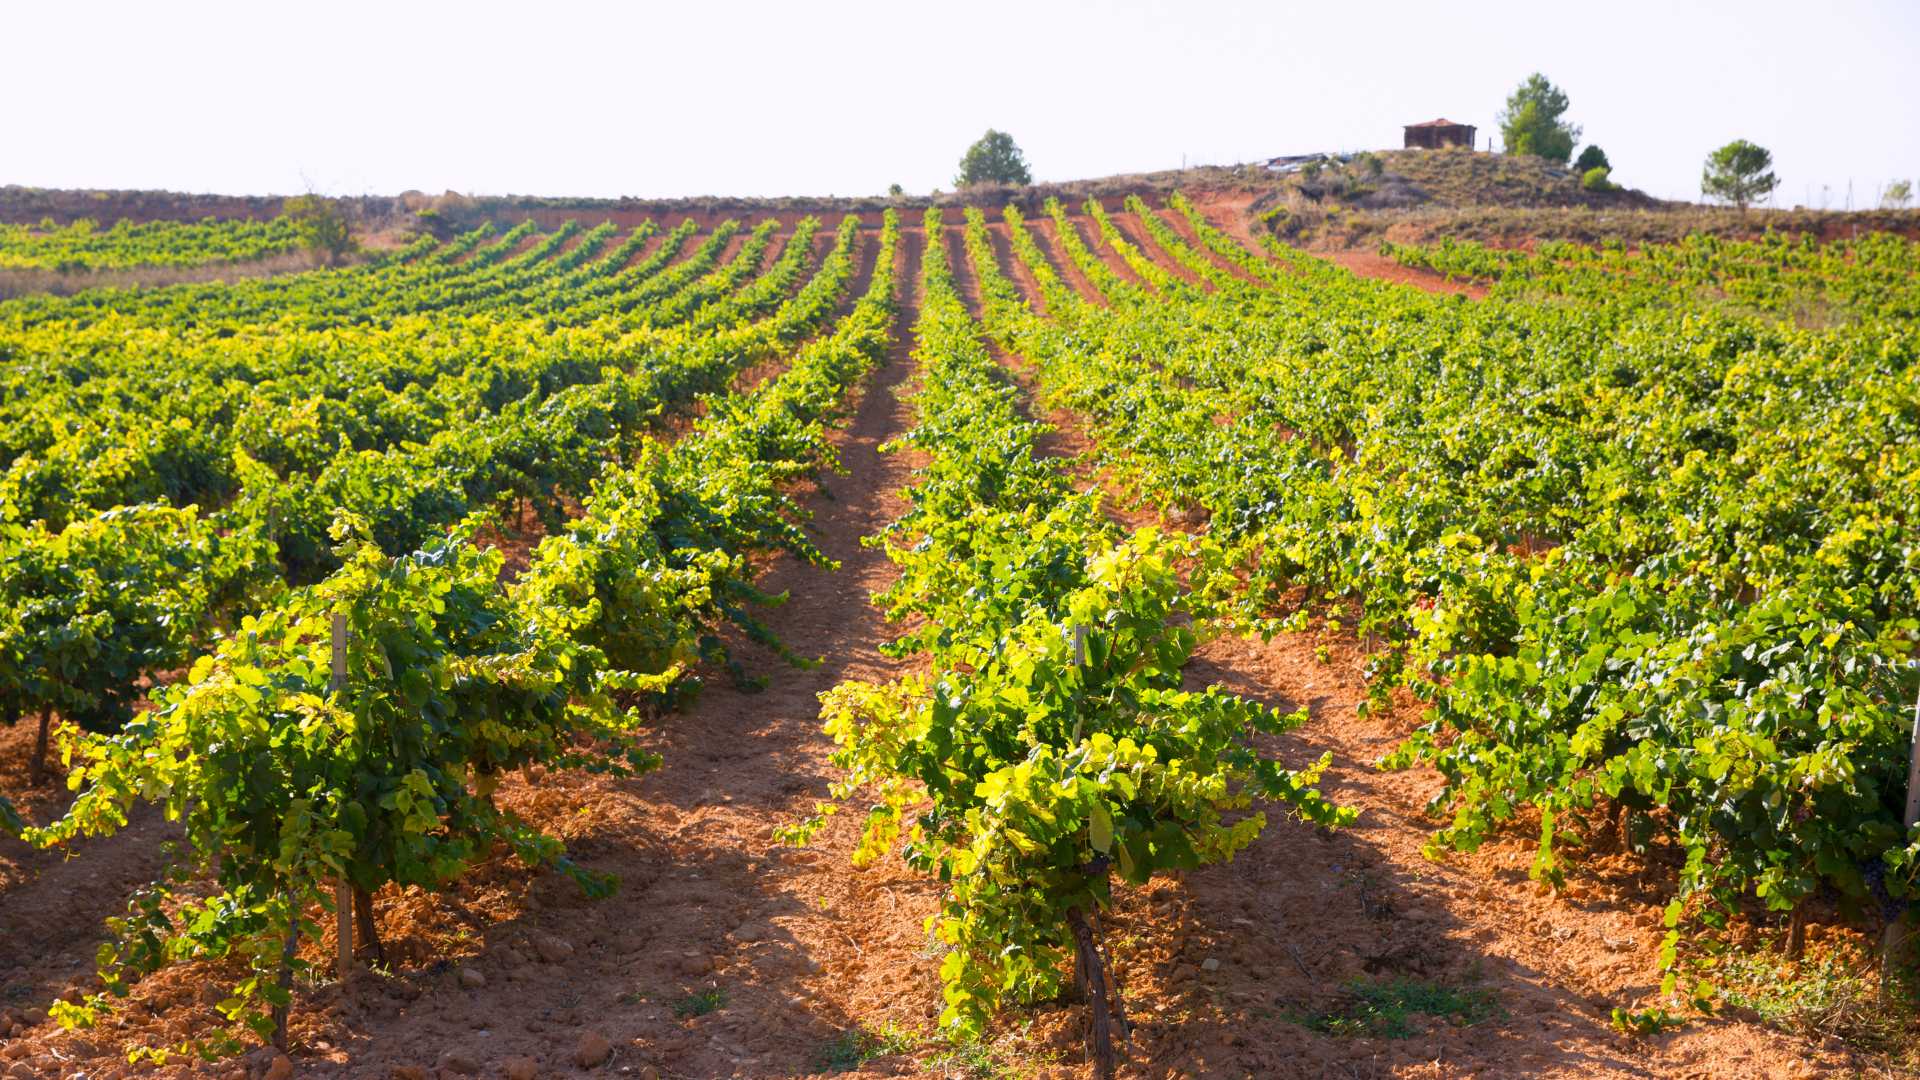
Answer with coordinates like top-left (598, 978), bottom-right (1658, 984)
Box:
top-left (9, 149), bottom-right (1915, 261)
top-left (1249, 148), bottom-right (1920, 248)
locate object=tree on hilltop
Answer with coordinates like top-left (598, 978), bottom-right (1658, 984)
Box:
top-left (1701, 140), bottom-right (1780, 210)
top-left (956, 130), bottom-right (1032, 187)
top-left (1499, 74), bottom-right (1580, 165)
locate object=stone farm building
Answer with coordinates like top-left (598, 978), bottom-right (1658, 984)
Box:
top-left (1403, 118), bottom-right (1476, 150)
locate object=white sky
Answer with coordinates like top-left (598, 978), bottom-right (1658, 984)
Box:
top-left (6, 0), bottom-right (1916, 208)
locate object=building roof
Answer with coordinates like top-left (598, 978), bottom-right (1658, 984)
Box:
top-left (1404, 118), bottom-right (1474, 129)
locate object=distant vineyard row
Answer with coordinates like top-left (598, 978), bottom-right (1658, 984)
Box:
top-left (1384, 230), bottom-right (1920, 322)
top-left (0, 215), bottom-right (308, 271)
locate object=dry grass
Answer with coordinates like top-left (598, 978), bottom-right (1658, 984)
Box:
top-left (419, 163), bottom-right (1287, 226)
top-left (1369, 147), bottom-right (1659, 209)
top-left (1711, 937), bottom-right (1920, 1077)
top-left (0, 185), bottom-right (421, 231)
top-left (1271, 202), bottom-right (1920, 250)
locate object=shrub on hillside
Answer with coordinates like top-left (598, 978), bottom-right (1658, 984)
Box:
top-left (283, 194), bottom-right (354, 264)
top-left (1581, 166), bottom-right (1615, 193)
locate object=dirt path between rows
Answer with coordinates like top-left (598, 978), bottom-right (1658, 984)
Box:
top-left (1027, 217), bottom-right (1109, 308)
top-left (612, 224), bottom-right (670, 272)
top-left (953, 224), bottom-right (1096, 475)
top-left (982, 224), bottom-right (1048, 318)
top-left (1183, 193), bottom-right (1271, 262)
top-left (1176, 193), bottom-right (1486, 300)
top-left (0, 723), bottom-right (180, 1013)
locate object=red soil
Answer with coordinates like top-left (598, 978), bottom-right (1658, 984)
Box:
top-left (616, 225), bottom-right (669, 271)
top-left (1321, 250), bottom-right (1489, 299)
top-left (1182, 191), bottom-right (1274, 262)
top-left (981, 220), bottom-right (1048, 317)
top-left (1153, 191), bottom-right (1491, 299)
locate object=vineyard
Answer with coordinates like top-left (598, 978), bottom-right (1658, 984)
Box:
top-left (0, 217), bottom-right (307, 272)
top-left (0, 194), bottom-right (1916, 1080)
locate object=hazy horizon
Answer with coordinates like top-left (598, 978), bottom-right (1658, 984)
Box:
top-left (9, 0), bottom-right (1917, 209)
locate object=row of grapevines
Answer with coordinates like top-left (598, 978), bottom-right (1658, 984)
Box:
top-left (9, 217), bottom-right (559, 329)
top-left (224, 218), bottom-right (818, 581)
top-left (0, 216), bottom-right (307, 272)
top-left (0, 216), bottom-right (781, 563)
top-left (789, 209), bottom-right (1347, 1077)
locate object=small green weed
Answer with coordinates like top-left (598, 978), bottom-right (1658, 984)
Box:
top-left (672, 986), bottom-right (728, 1018)
top-left (814, 1022), bottom-right (921, 1072)
top-left (1301, 977), bottom-right (1499, 1039)
top-left (925, 1032), bottom-right (1001, 1078)
top-left (1610, 1006), bottom-right (1683, 1037)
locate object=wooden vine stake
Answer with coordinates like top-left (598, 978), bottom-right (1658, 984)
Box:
top-left (1883, 674), bottom-right (1920, 991)
top-left (331, 612), bottom-right (354, 981)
